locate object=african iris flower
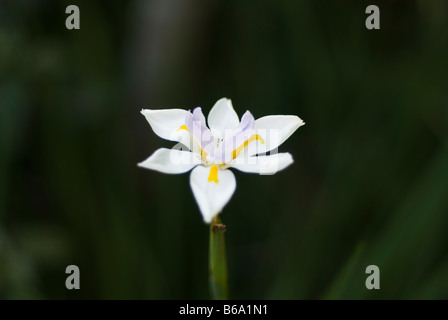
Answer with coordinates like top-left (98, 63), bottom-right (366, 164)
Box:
top-left (139, 98), bottom-right (304, 223)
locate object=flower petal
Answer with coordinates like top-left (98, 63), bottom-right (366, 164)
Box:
top-left (138, 148), bottom-right (201, 174)
top-left (189, 165), bottom-right (236, 223)
top-left (185, 107), bottom-right (215, 155)
top-left (207, 98), bottom-right (240, 139)
top-left (246, 115), bottom-right (304, 156)
top-left (141, 109), bottom-right (192, 150)
top-left (231, 153), bottom-right (294, 175)
top-left (238, 111), bottom-right (256, 132)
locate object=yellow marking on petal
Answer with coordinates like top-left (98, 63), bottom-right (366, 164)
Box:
top-left (177, 125), bottom-right (188, 131)
top-left (201, 149), bottom-right (208, 161)
top-left (208, 165), bottom-right (219, 183)
top-left (231, 134), bottom-right (265, 160)
top-left (177, 124), bottom-right (208, 161)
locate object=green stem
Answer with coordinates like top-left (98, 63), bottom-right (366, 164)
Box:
top-left (209, 214), bottom-right (228, 300)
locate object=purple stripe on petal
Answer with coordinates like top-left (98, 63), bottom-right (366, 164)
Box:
top-left (185, 107), bottom-right (214, 154)
top-left (239, 111), bottom-right (255, 132)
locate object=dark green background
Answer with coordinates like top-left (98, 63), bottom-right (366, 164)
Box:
top-left (1, 0), bottom-right (447, 299)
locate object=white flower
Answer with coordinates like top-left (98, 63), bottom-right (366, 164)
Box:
top-left (139, 98), bottom-right (304, 223)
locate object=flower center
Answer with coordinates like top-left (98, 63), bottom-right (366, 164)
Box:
top-left (178, 109), bottom-right (265, 166)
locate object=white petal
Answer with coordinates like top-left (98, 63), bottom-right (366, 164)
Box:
top-left (247, 115), bottom-right (304, 156)
top-left (207, 98), bottom-right (240, 139)
top-left (231, 153), bottom-right (294, 175)
top-left (189, 165), bottom-right (236, 223)
top-left (141, 109), bottom-right (192, 149)
top-left (138, 148), bottom-right (201, 174)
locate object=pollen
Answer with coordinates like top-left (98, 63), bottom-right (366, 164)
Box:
top-left (231, 134), bottom-right (265, 160)
top-left (208, 165), bottom-right (219, 183)
top-left (177, 125), bottom-right (188, 131)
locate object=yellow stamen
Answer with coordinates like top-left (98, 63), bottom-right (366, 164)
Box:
top-left (177, 125), bottom-right (188, 131)
top-left (208, 165), bottom-right (219, 183)
top-left (231, 134), bottom-right (265, 160)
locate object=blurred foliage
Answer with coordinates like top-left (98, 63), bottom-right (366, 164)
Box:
top-left (0, 0), bottom-right (447, 299)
